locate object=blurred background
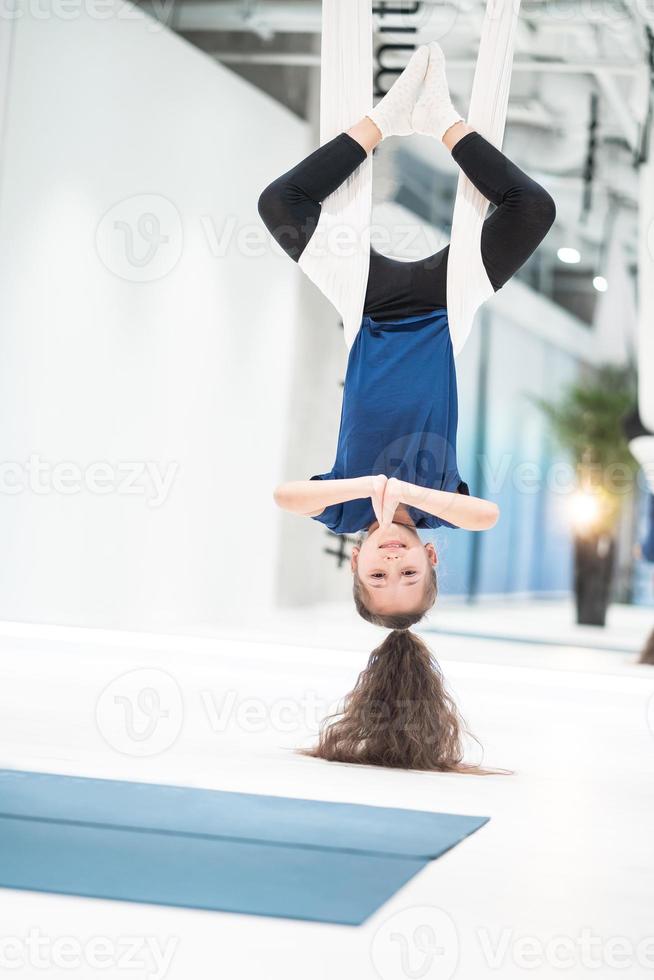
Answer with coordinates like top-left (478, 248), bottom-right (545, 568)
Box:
top-left (1, 0), bottom-right (653, 653)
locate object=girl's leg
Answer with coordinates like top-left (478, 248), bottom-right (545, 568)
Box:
top-left (347, 116), bottom-right (383, 154)
top-left (413, 42), bottom-right (555, 288)
top-left (257, 121), bottom-right (378, 262)
top-left (449, 126), bottom-right (557, 290)
top-left (404, 122), bottom-right (556, 312)
top-left (442, 120), bottom-right (475, 152)
top-left (365, 41), bottom-right (554, 311)
top-left (258, 41), bottom-right (429, 263)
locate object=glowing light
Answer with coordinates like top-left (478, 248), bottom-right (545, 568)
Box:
top-left (569, 491), bottom-right (601, 530)
top-left (593, 276), bottom-right (608, 292)
top-left (557, 247), bottom-right (581, 264)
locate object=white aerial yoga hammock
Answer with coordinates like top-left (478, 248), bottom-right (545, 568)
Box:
top-left (298, 0), bottom-right (522, 356)
top-left (629, 437), bottom-right (654, 494)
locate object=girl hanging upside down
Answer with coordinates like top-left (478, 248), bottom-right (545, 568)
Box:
top-left (257, 41), bottom-right (556, 771)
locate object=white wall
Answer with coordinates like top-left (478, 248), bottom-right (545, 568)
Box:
top-left (0, 2), bottom-right (311, 628)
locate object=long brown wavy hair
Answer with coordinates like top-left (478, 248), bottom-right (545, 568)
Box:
top-left (303, 628), bottom-right (492, 772)
top-left (640, 628), bottom-right (654, 664)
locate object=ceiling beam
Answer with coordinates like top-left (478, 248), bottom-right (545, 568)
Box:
top-left (209, 49), bottom-right (641, 78)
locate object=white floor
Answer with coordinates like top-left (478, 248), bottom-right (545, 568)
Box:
top-left (0, 602), bottom-right (653, 980)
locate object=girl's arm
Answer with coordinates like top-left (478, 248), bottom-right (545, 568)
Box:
top-left (384, 477), bottom-right (499, 531)
top-left (274, 475), bottom-right (386, 519)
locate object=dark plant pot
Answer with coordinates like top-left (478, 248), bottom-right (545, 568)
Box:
top-left (573, 532), bottom-right (616, 627)
top-left (640, 628), bottom-right (654, 665)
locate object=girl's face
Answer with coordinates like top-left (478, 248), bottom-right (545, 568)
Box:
top-left (351, 522), bottom-right (437, 617)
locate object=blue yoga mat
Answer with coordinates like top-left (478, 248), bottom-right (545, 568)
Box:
top-left (0, 769), bottom-right (488, 925)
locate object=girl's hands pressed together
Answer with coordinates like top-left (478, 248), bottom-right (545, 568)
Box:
top-left (375, 476), bottom-right (500, 531)
top-left (370, 474), bottom-right (388, 526)
top-left (381, 477), bottom-right (403, 527)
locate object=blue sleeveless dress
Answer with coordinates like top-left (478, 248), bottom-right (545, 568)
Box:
top-left (310, 307), bottom-right (469, 534)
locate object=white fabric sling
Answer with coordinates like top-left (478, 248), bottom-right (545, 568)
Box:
top-left (629, 437), bottom-right (654, 494)
top-left (299, 0), bottom-right (521, 355)
top-left (447, 0), bottom-right (522, 355)
top-left (297, 0), bottom-right (373, 350)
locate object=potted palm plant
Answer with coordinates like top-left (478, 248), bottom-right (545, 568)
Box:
top-left (538, 365), bottom-right (637, 626)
